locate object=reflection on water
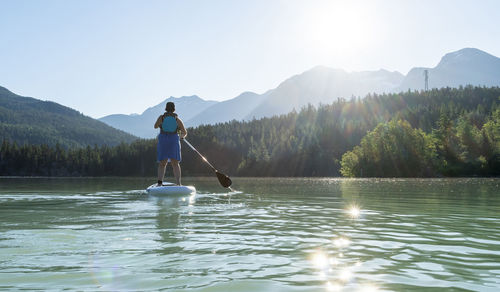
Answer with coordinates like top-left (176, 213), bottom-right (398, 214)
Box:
top-left (0, 177), bottom-right (499, 291)
top-left (309, 203), bottom-right (372, 291)
top-left (346, 204), bottom-right (361, 219)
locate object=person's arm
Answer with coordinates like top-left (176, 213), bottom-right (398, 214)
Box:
top-left (154, 115), bottom-right (163, 129)
top-left (177, 118), bottom-right (187, 139)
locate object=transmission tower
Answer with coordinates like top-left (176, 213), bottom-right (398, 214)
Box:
top-left (424, 69), bottom-right (429, 91)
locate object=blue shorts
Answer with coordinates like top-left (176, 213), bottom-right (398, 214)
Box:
top-left (157, 133), bottom-right (181, 162)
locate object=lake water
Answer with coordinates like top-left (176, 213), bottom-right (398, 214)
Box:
top-left (0, 177), bottom-right (499, 291)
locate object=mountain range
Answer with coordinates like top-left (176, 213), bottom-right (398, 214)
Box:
top-left (2, 47), bottom-right (499, 145)
top-left (99, 48), bottom-right (500, 138)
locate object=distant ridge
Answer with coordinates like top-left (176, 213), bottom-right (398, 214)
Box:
top-left (398, 48), bottom-right (500, 91)
top-left (99, 95), bottom-right (217, 138)
top-left (186, 91), bottom-right (269, 126)
top-left (0, 86), bottom-right (137, 148)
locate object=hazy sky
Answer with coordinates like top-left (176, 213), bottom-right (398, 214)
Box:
top-left (1, 0), bottom-right (499, 118)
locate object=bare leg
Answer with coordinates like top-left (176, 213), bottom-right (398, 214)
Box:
top-left (157, 159), bottom-right (168, 185)
top-left (171, 159), bottom-right (181, 185)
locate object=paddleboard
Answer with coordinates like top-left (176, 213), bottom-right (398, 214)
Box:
top-left (146, 183), bottom-right (196, 196)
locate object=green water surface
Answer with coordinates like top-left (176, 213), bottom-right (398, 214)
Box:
top-left (0, 177), bottom-right (499, 291)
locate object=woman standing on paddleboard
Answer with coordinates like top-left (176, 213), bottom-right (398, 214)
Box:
top-left (154, 102), bottom-right (187, 186)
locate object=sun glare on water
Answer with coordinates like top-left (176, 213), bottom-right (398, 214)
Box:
top-left (306, 189), bottom-right (378, 290)
top-left (312, 250), bottom-right (329, 269)
top-left (310, 240), bottom-right (380, 291)
top-left (345, 204), bottom-right (361, 218)
top-left (333, 237), bottom-right (351, 248)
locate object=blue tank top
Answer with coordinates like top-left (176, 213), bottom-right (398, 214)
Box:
top-left (161, 114), bottom-right (178, 133)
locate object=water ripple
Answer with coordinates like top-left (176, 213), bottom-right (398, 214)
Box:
top-left (1, 177), bottom-right (499, 291)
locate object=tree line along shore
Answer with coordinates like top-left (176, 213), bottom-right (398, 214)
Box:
top-left (1, 86), bottom-right (499, 177)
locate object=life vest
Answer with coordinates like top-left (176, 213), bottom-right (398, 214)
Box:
top-left (161, 112), bottom-right (179, 134)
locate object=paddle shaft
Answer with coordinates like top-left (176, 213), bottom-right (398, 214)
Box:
top-left (182, 139), bottom-right (232, 188)
top-left (182, 139), bottom-right (217, 172)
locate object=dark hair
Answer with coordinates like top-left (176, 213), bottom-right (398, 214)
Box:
top-left (165, 102), bottom-right (175, 113)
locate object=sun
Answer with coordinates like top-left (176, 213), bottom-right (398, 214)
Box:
top-left (300, 0), bottom-right (378, 56)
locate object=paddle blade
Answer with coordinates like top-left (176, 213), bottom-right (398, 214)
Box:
top-left (216, 170), bottom-right (232, 188)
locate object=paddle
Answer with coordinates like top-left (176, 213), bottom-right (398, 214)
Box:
top-left (182, 139), bottom-right (232, 188)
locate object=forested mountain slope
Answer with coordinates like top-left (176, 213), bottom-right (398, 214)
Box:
top-left (0, 86), bottom-right (137, 148)
top-left (245, 66), bottom-right (404, 120)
